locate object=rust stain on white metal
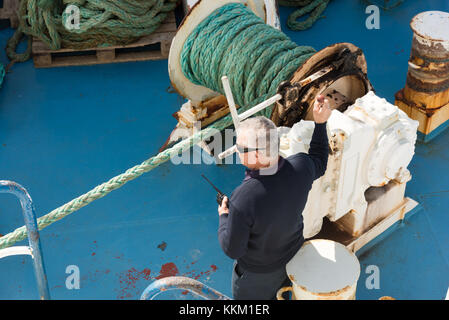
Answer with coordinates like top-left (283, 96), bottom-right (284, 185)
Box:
top-left (399, 206), bottom-right (406, 220)
top-left (379, 296), bottom-right (396, 300)
top-left (297, 284), bottom-right (353, 300)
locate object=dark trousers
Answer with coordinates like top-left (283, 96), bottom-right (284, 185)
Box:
top-left (231, 261), bottom-right (291, 300)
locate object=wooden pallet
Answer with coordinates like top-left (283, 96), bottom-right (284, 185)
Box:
top-left (32, 12), bottom-right (177, 68)
top-left (0, 0), bottom-right (19, 28)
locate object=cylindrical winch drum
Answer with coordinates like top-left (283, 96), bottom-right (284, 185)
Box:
top-left (404, 11), bottom-right (449, 109)
top-left (277, 239), bottom-right (361, 300)
top-left (168, 0), bottom-right (373, 128)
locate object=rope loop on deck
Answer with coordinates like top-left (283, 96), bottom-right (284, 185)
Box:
top-left (279, 0), bottom-right (331, 31)
top-left (5, 30), bottom-right (32, 64)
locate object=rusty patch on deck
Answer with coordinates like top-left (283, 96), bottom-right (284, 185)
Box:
top-left (114, 261), bottom-right (219, 299)
top-left (155, 262), bottom-right (179, 280)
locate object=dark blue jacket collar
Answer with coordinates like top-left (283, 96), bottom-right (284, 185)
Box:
top-left (244, 157), bottom-right (285, 180)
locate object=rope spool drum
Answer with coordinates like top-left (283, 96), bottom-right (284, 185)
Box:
top-left (168, 0), bottom-right (372, 130)
top-left (168, 0), bottom-right (278, 106)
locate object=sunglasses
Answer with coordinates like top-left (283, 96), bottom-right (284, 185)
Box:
top-left (236, 144), bottom-right (266, 154)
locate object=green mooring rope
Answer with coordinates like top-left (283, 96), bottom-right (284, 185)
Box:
top-left (0, 102), bottom-right (251, 249)
top-left (279, 0), bottom-right (331, 31)
top-left (6, 0), bottom-right (178, 63)
top-left (180, 3), bottom-right (316, 118)
top-left (0, 3), bottom-right (317, 249)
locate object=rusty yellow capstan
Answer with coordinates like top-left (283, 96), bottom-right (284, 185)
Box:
top-left (395, 11), bottom-right (449, 142)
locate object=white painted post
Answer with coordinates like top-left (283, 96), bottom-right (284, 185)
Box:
top-left (237, 93), bottom-right (282, 121)
top-left (221, 76), bottom-right (241, 129)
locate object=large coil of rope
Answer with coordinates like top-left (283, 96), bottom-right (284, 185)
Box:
top-left (6, 0), bottom-right (179, 63)
top-left (180, 3), bottom-right (316, 118)
top-left (169, 0), bottom-right (373, 127)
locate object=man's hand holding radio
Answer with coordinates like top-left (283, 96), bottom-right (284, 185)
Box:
top-left (218, 196), bottom-right (229, 216)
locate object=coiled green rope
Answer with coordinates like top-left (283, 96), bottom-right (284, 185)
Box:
top-left (0, 3), bottom-right (318, 249)
top-left (279, 0), bottom-right (331, 31)
top-left (181, 3), bottom-right (316, 118)
top-left (6, 0), bottom-right (178, 63)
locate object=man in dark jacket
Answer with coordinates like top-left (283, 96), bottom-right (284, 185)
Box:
top-left (218, 95), bottom-right (331, 300)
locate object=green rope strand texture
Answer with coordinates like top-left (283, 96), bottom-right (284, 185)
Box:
top-left (0, 3), bottom-right (318, 249)
top-left (279, 0), bottom-right (330, 31)
top-left (0, 63), bottom-right (5, 88)
top-left (180, 3), bottom-right (316, 118)
top-left (6, 0), bottom-right (178, 62)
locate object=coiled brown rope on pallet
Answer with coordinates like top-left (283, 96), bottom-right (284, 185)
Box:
top-left (6, 0), bottom-right (178, 63)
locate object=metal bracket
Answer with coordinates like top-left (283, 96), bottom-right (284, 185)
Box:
top-left (0, 181), bottom-right (50, 300)
top-left (140, 276), bottom-right (231, 300)
top-left (276, 48), bottom-right (365, 124)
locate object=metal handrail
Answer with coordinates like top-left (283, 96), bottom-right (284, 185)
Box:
top-left (140, 276), bottom-right (231, 300)
top-left (0, 180), bottom-right (50, 300)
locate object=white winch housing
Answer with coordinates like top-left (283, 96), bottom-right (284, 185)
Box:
top-left (279, 91), bottom-right (419, 238)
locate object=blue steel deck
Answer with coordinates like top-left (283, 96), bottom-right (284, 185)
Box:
top-left (0, 0), bottom-right (448, 300)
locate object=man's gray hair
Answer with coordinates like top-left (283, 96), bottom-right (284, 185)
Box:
top-left (236, 116), bottom-right (279, 160)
